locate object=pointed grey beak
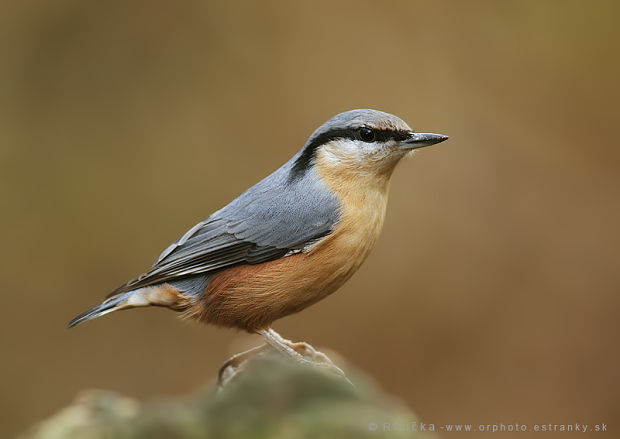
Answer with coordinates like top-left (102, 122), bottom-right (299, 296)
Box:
top-left (401, 132), bottom-right (449, 150)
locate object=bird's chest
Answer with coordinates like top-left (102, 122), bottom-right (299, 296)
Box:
top-left (308, 149), bottom-right (393, 283)
top-left (290, 156), bottom-right (388, 310)
top-left (306, 184), bottom-right (388, 290)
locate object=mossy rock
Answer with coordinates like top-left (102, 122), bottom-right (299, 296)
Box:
top-left (20, 354), bottom-right (431, 439)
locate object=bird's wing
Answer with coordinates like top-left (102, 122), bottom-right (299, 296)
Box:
top-left (108, 164), bottom-right (340, 296)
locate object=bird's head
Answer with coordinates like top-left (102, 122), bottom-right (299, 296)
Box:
top-left (291, 109), bottom-right (448, 183)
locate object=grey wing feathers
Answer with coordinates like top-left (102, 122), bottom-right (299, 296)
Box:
top-left (108, 161), bottom-right (340, 296)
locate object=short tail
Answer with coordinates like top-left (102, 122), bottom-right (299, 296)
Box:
top-left (68, 276), bottom-right (206, 328)
top-left (68, 291), bottom-right (139, 328)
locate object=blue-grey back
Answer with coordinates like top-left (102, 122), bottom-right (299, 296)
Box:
top-left (107, 153), bottom-right (341, 296)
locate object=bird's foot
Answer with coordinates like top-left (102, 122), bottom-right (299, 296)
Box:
top-left (217, 329), bottom-right (352, 389)
top-left (266, 329), bottom-right (334, 364)
top-left (258, 328), bottom-right (351, 385)
top-left (217, 343), bottom-right (270, 389)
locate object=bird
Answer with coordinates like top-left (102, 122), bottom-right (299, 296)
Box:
top-left (69, 109), bottom-right (448, 381)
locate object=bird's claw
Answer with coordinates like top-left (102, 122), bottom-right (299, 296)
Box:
top-left (217, 330), bottom-right (352, 389)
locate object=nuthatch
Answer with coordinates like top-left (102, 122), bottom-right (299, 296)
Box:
top-left (69, 109), bottom-right (448, 379)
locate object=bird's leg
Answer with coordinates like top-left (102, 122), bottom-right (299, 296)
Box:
top-left (257, 328), bottom-right (305, 360)
top-left (257, 328), bottom-right (350, 383)
top-left (266, 328), bottom-right (336, 365)
top-left (217, 343), bottom-right (270, 388)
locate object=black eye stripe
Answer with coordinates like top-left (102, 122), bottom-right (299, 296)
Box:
top-left (289, 127), bottom-right (412, 180)
top-left (360, 128), bottom-right (411, 143)
top-left (319, 127), bottom-right (411, 144)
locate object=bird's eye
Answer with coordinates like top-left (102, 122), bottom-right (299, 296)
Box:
top-left (359, 127), bottom-right (375, 142)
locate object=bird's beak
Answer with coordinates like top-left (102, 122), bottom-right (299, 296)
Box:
top-left (400, 132), bottom-right (449, 150)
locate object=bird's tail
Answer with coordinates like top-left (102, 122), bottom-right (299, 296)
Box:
top-left (67, 284), bottom-right (191, 328)
top-left (67, 291), bottom-right (139, 328)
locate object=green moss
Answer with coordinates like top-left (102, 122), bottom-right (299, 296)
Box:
top-left (20, 355), bottom-right (429, 439)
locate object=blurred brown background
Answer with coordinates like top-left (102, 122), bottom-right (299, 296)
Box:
top-left (1, 0), bottom-right (619, 437)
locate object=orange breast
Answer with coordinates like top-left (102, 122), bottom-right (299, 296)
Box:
top-left (185, 148), bottom-right (394, 332)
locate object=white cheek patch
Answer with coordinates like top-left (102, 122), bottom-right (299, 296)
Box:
top-left (330, 139), bottom-right (366, 161)
top-left (323, 139), bottom-right (393, 164)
